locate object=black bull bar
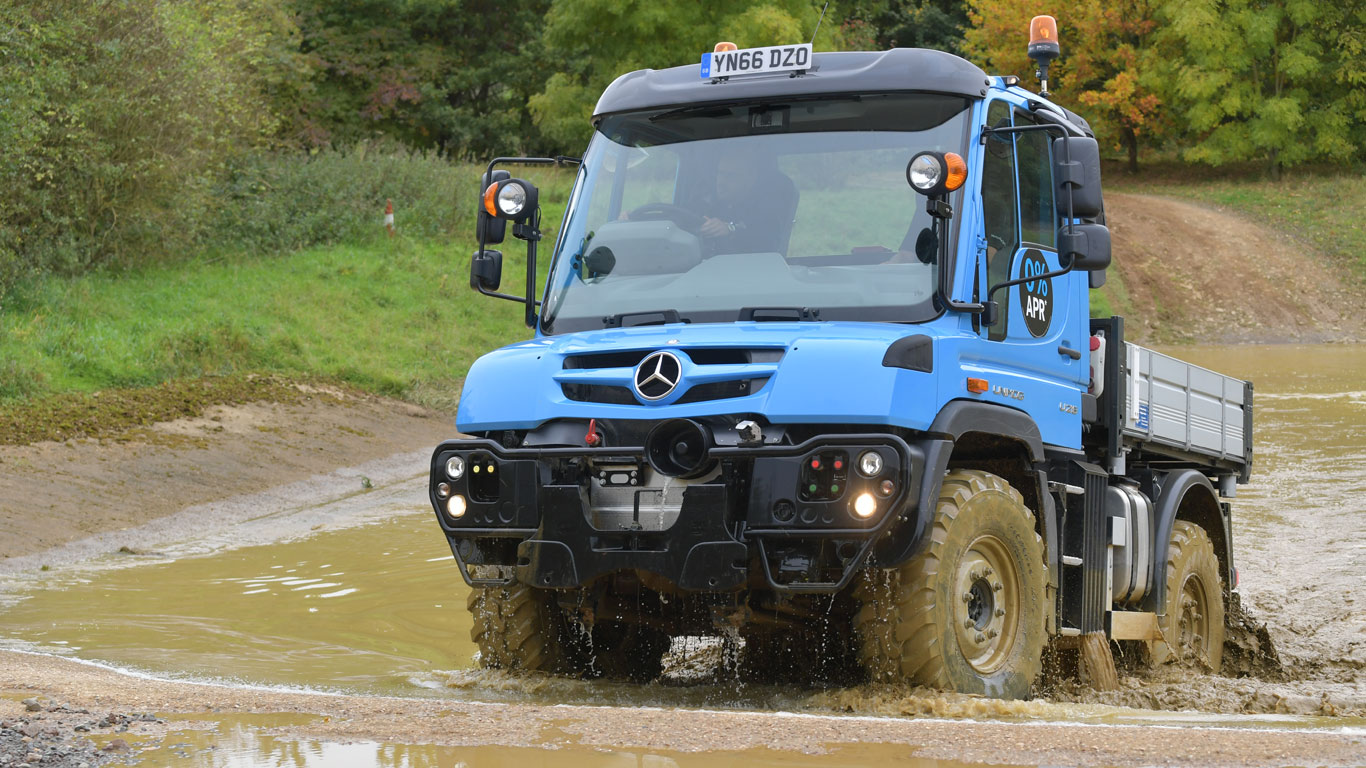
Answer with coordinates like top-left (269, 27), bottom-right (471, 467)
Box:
top-left (429, 434), bottom-right (951, 594)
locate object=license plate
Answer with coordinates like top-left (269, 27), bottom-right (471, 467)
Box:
top-left (701, 43), bottom-right (812, 79)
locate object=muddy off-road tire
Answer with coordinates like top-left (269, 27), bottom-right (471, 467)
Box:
top-left (468, 584), bottom-right (671, 681)
top-left (855, 470), bottom-right (1047, 699)
top-left (1149, 520), bottom-right (1225, 672)
top-left (466, 584), bottom-right (586, 674)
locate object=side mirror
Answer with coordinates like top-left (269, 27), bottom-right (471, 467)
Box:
top-left (470, 249), bottom-right (503, 292)
top-left (581, 246), bottom-right (615, 279)
top-left (1057, 223), bottom-right (1110, 271)
top-left (477, 170), bottom-right (510, 245)
top-left (1052, 136), bottom-right (1103, 219)
top-left (913, 227), bottom-right (937, 264)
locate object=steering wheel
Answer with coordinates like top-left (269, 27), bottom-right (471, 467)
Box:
top-left (626, 203), bottom-right (705, 234)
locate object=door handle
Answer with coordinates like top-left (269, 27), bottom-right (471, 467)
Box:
top-left (1058, 345), bottom-right (1081, 360)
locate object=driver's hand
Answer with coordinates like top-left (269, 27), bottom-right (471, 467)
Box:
top-left (700, 217), bottom-right (730, 238)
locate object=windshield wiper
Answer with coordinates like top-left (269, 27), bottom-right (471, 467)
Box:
top-left (738, 306), bottom-right (821, 322)
top-left (602, 309), bottom-right (689, 328)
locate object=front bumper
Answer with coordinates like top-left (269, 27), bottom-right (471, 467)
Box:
top-left (429, 433), bottom-right (944, 594)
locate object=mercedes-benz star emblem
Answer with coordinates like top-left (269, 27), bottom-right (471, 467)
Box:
top-left (634, 351), bottom-right (682, 401)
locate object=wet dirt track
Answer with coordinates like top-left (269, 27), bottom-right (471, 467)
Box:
top-left (2, 344), bottom-right (1365, 766)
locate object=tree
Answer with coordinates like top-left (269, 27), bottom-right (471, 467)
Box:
top-left (289, 0), bottom-right (551, 157)
top-left (0, 0), bottom-right (288, 292)
top-left (857, 0), bottom-right (969, 54)
top-left (963, 0), bottom-right (1165, 172)
top-left (528, 0), bottom-right (857, 153)
top-left (1155, 0), bottom-right (1365, 176)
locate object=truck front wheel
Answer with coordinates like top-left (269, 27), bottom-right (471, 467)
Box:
top-left (466, 583), bottom-right (586, 674)
top-left (1149, 520), bottom-right (1225, 672)
top-left (855, 470), bottom-right (1047, 699)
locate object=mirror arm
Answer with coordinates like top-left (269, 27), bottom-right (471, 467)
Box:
top-left (927, 194), bottom-right (984, 314)
top-left (982, 258), bottom-right (1075, 326)
top-left (523, 210), bottom-right (542, 327)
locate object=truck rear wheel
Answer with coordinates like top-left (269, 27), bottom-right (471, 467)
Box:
top-left (1149, 520), bottom-right (1225, 672)
top-left (466, 583), bottom-right (586, 674)
top-left (855, 470), bottom-right (1046, 699)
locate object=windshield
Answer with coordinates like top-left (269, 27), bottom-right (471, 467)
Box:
top-left (541, 93), bottom-right (971, 334)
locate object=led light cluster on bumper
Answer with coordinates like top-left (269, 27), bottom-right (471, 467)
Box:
top-left (750, 443), bottom-right (907, 529)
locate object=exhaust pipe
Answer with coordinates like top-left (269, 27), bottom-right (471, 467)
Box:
top-left (645, 419), bottom-right (714, 479)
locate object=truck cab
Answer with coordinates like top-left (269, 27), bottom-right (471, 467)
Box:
top-left (431, 39), bottom-right (1251, 697)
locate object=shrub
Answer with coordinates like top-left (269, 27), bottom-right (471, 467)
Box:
top-left (205, 144), bottom-right (472, 255)
top-left (0, 0), bottom-right (292, 297)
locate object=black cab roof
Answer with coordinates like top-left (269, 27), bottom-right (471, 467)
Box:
top-left (593, 48), bottom-right (992, 120)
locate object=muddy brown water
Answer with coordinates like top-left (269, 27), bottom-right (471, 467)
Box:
top-left (1, 344), bottom-right (1364, 755)
top-left (91, 712), bottom-right (1009, 768)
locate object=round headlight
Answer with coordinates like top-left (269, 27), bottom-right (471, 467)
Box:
top-left (496, 183), bottom-right (527, 216)
top-left (436, 482), bottom-right (451, 499)
top-left (446, 455), bottom-right (466, 480)
top-left (447, 494), bottom-right (467, 519)
top-left (853, 492), bottom-right (878, 519)
top-left (908, 154), bottom-right (944, 193)
top-left (858, 450), bottom-right (884, 477)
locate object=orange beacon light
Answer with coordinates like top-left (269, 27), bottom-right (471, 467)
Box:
top-left (1027, 15), bottom-right (1061, 97)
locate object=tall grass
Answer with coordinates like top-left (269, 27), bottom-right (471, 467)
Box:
top-left (0, 149), bottom-right (574, 408)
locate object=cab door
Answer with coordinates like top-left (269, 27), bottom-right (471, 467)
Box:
top-left (971, 100), bottom-right (1087, 447)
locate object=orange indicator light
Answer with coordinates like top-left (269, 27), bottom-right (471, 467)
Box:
top-left (482, 183), bottom-right (499, 217)
top-left (944, 152), bottom-right (967, 192)
top-left (967, 377), bottom-right (989, 394)
top-left (714, 41), bottom-right (738, 53)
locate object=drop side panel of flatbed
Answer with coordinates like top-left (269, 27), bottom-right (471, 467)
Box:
top-left (1121, 343), bottom-right (1251, 474)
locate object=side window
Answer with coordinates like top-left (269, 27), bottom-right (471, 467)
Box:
top-left (1015, 114), bottom-right (1056, 248)
top-left (982, 101), bottom-right (1018, 342)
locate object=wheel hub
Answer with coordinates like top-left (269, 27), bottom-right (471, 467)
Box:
top-left (1177, 574), bottom-right (1210, 661)
top-left (953, 535), bottom-right (1020, 674)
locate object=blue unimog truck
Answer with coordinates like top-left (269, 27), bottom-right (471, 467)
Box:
top-left (429, 20), bottom-right (1253, 698)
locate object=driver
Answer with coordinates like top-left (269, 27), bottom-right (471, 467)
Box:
top-left (618, 147), bottom-right (796, 256)
top-left (695, 149), bottom-right (793, 255)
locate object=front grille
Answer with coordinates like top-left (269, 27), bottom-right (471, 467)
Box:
top-left (559, 347), bottom-right (782, 406)
top-left (562, 383), bottom-right (636, 405)
top-left (563, 350), bottom-right (650, 370)
top-left (563, 347), bottom-right (784, 370)
top-left (562, 377), bottom-right (770, 405)
top-left (675, 377), bottom-right (770, 404)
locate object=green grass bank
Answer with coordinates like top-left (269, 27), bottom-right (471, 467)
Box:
top-left (1, 150), bottom-right (572, 429)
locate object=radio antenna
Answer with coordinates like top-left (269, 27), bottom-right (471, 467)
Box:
top-left (810, 1), bottom-right (830, 46)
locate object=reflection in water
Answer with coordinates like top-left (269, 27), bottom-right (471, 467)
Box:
top-left (121, 719), bottom-right (1003, 768)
